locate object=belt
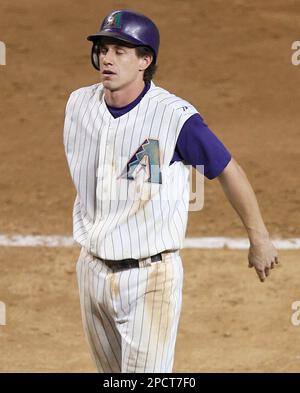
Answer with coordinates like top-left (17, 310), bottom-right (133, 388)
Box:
top-left (97, 252), bottom-right (165, 271)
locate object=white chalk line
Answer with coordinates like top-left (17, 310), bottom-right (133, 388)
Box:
top-left (0, 234), bottom-right (299, 249)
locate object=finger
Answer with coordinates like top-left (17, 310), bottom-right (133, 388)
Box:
top-left (256, 268), bottom-right (266, 282)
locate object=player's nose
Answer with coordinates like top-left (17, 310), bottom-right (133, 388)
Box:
top-left (102, 50), bottom-right (114, 65)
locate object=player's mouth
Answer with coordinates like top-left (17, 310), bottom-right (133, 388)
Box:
top-left (102, 70), bottom-right (116, 77)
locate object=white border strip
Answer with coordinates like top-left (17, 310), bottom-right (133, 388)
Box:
top-left (0, 234), bottom-right (299, 249)
top-left (0, 234), bottom-right (75, 247)
top-left (184, 237), bottom-right (300, 250)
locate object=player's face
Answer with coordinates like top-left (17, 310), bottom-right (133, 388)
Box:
top-left (99, 43), bottom-right (148, 91)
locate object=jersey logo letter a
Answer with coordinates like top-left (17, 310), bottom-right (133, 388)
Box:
top-left (120, 138), bottom-right (162, 184)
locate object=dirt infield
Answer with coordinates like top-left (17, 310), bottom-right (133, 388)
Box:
top-left (0, 0), bottom-right (299, 372)
top-left (0, 247), bottom-right (299, 372)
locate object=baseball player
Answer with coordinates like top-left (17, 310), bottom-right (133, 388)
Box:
top-left (63, 10), bottom-right (279, 373)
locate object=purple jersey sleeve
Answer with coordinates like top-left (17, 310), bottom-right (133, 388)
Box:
top-left (170, 113), bottom-right (232, 179)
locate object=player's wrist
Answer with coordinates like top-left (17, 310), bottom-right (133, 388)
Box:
top-left (246, 226), bottom-right (270, 246)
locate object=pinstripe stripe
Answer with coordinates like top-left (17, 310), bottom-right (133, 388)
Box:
top-left (70, 94), bottom-right (94, 179)
top-left (165, 255), bottom-right (183, 369)
top-left (120, 268), bottom-right (134, 372)
top-left (167, 278), bottom-right (182, 368)
top-left (88, 112), bottom-right (110, 252)
top-left (74, 99), bottom-right (98, 193)
top-left (153, 258), bottom-right (168, 370)
top-left (172, 210), bottom-right (183, 246)
top-left (116, 270), bottom-right (125, 316)
top-left (93, 104), bottom-right (107, 222)
top-left (87, 257), bottom-right (114, 371)
top-left (131, 265), bottom-right (149, 372)
top-left (94, 262), bottom-right (121, 367)
top-left (87, 256), bottom-right (122, 371)
top-left (149, 94), bottom-right (168, 248)
top-left (177, 199), bottom-right (187, 230)
top-left (98, 113), bottom-right (111, 221)
top-left (73, 225), bottom-right (87, 237)
top-left (64, 90), bottom-right (86, 156)
top-left (142, 263), bottom-right (160, 372)
top-left (160, 255), bottom-right (175, 371)
top-left (84, 102), bottom-right (104, 211)
top-left (168, 115), bottom-right (185, 248)
top-left (80, 252), bottom-right (107, 371)
top-left (77, 249), bottom-right (123, 372)
top-left (123, 267), bottom-right (142, 372)
top-left (163, 109), bottom-right (177, 249)
top-left (73, 215), bottom-right (86, 227)
top-left (84, 255), bottom-right (109, 371)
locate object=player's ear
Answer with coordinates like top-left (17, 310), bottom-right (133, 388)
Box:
top-left (139, 53), bottom-right (153, 71)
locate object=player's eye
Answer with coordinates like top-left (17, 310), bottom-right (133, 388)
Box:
top-left (115, 47), bottom-right (126, 55)
top-left (100, 47), bottom-right (108, 55)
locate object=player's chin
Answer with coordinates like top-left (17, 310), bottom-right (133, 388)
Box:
top-left (102, 79), bottom-right (118, 90)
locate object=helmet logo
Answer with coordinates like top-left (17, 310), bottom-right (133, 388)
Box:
top-left (106, 12), bottom-right (122, 29)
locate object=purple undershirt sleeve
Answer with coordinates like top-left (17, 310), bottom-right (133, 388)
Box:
top-left (171, 113), bottom-right (232, 179)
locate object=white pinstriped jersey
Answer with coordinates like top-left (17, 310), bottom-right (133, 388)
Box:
top-left (64, 82), bottom-right (197, 260)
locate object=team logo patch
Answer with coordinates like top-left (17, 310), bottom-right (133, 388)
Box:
top-left (106, 12), bottom-right (122, 29)
top-left (120, 139), bottom-right (162, 184)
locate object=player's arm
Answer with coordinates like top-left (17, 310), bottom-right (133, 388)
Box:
top-left (173, 113), bottom-right (279, 282)
top-left (217, 158), bottom-right (279, 282)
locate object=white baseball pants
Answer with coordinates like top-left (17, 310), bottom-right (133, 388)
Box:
top-left (76, 247), bottom-right (183, 373)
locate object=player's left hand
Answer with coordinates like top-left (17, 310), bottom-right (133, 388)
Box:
top-left (248, 239), bottom-right (279, 282)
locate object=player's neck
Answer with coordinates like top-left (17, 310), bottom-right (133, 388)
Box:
top-left (104, 80), bottom-right (145, 108)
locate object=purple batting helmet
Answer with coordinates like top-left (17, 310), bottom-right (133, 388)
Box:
top-left (87, 10), bottom-right (160, 70)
